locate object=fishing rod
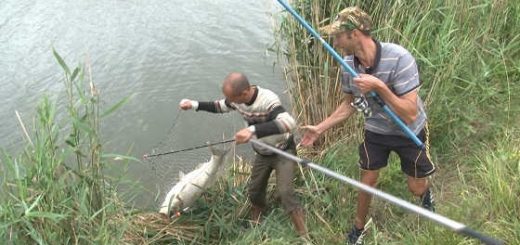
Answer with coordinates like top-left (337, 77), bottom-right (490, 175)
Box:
top-left (143, 139), bottom-right (235, 159)
top-left (250, 139), bottom-right (503, 245)
top-left (276, 0), bottom-right (425, 150)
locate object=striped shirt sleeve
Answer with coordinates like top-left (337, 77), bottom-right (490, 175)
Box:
top-left (254, 106), bottom-right (296, 138)
top-left (252, 91), bottom-right (296, 138)
top-left (196, 99), bottom-right (234, 113)
top-left (391, 52), bottom-right (420, 96)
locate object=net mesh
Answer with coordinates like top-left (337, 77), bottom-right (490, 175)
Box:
top-left (141, 109), bottom-right (240, 203)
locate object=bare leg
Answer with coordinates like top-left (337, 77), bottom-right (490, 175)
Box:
top-left (407, 176), bottom-right (429, 197)
top-left (354, 169), bottom-right (379, 229)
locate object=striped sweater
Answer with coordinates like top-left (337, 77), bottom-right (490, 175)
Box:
top-left (195, 86), bottom-right (296, 154)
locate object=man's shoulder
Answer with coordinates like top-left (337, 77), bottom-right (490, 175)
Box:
top-left (257, 86), bottom-right (279, 98)
top-left (381, 42), bottom-right (412, 58)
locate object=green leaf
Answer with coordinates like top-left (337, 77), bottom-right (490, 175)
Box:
top-left (25, 211), bottom-right (66, 221)
top-left (71, 67), bottom-right (80, 81)
top-left (65, 139), bottom-right (76, 147)
top-left (89, 203), bottom-right (111, 221)
top-left (72, 117), bottom-right (93, 135)
top-left (74, 149), bottom-right (87, 158)
top-left (100, 94), bottom-right (134, 118)
top-left (25, 194), bottom-right (42, 214)
top-left (52, 48), bottom-right (70, 75)
top-left (74, 81), bottom-right (88, 103)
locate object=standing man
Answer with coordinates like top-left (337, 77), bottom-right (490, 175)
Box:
top-left (300, 7), bottom-right (435, 244)
top-left (179, 72), bottom-right (308, 238)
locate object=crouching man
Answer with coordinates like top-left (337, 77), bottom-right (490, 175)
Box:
top-left (179, 72), bottom-right (308, 238)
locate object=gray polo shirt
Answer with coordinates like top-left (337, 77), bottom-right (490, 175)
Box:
top-left (342, 40), bottom-right (427, 136)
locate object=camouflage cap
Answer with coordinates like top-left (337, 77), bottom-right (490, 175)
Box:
top-left (320, 6), bottom-right (372, 35)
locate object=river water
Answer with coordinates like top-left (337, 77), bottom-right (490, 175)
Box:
top-left (0, 0), bottom-right (288, 208)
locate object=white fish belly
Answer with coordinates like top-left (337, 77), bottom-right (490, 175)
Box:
top-left (159, 169), bottom-right (214, 214)
top-left (158, 152), bottom-right (227, 215)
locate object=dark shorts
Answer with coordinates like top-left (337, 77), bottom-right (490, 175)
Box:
top-left (358, 129), bottom-right (435, 178)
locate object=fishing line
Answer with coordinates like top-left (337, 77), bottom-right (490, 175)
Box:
top-left (147, 108), bottom-right (183, 176)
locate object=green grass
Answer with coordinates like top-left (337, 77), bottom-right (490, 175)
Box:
top-left (180, 128), bottom-right (518, 244)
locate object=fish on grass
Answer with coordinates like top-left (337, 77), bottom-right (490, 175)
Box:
top-left (159, 144), bottom-right (230, 217)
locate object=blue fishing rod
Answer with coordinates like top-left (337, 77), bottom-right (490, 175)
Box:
top-left (276, 0), bottom-right (425, 149)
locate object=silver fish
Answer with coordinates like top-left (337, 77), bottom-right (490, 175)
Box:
top-left (159, 145), bottom-right (229, 216)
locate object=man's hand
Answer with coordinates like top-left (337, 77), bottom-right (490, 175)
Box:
top-left (179, 99), bottom-right (195, 110)
top-left (353, 74), bottom-right (384, 94)
top-left (299, 125), bottom-right (322, 147)
top-left (234, 128), bottom-right (254, 144)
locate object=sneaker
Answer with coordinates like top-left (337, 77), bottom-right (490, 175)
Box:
top-left (421, 188), bottom-right (435, 212)
top-left (346, 225), bottom-right (366, 245)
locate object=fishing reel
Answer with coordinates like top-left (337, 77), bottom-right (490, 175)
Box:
top-left (351, 95), bottom-right (372, 117)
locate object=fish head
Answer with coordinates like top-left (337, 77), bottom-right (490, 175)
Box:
top-left (207, 142), bottom-right (230, 160)
top-left (160, 196), bottom-right (183, 217)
